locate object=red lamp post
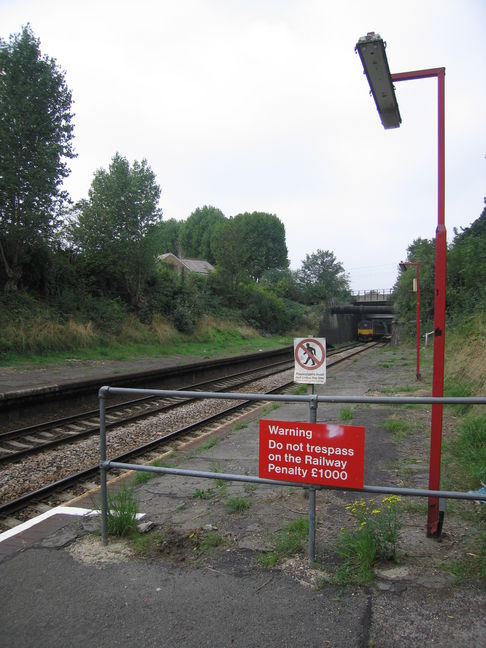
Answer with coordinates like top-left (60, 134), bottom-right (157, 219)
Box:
top-left (400, 261), bottom-right (421, 380)
top-left (356, 33), bottom-right (446, 537)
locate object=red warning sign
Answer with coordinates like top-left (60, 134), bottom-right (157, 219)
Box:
top-left (259, 419), bottom-right (365, 489)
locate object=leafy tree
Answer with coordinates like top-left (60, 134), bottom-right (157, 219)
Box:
top-left (71, 153), bottom-right (162, 307)
top-left (211, 218), bottom-right (245, 295)
top-left (178, 205), bottom-right (226, 263)
top-left (260, 267), bottom-right (302, 301)
top-left (234, 211), bottom-right (288, 281)
top-left (448, 205), bottom-right (486, 312)
top-left (212, 211), bottom-right (288, 290)
top-left (393, 237), bottom-right (435, 325)
top-left (296, 249), bottom-right (350, 305)
top-left (154, 218), bottom-right (182, 256)
top-left (0, 25), bottom-right (75, 293)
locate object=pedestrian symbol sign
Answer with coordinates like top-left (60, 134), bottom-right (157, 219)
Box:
top-left (294, 337), bottom-right (326, 384)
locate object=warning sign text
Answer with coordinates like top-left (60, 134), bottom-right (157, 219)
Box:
top-left (259, 420), bottom-right (365, 489)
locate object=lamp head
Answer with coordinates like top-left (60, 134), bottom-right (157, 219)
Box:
top-left (356, 32), bottom-right (401, 129)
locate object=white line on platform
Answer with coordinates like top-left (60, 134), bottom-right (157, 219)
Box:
top-left (0, 506), bottom-right (145, 543)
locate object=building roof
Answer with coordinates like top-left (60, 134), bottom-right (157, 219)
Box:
top-left (158, 253), bottom-right (214, 275)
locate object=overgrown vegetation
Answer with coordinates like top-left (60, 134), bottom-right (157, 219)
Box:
top-left (334, 496), bottom-right (402, 584)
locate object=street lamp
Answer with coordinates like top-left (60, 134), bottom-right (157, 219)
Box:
top-left (399, 261), bottom-right (421, 380)
top-left (356, 32), bottom-right (446, 538)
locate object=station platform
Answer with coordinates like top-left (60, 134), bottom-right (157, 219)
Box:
top-left (1, 349), bottom-right (485, 647)
top-left (0, 353), bottom-right (204, 399)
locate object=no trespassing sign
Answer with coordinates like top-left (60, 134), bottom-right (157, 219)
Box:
top-left (259, 419), bottom-right (365, 489)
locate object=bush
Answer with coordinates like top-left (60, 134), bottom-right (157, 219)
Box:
top-left (242, 284), bottom-right (291, 334)
top-left (172, 304), bottom-right (195, 334)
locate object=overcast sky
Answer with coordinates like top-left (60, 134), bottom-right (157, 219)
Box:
top-left (2, 0), bottom-right (485, 291)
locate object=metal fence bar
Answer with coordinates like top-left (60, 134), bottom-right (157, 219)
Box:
top-left (99, 385), bottom-right (486, 406)
top-left (102, 461), bottom-right (486, 503)
top-left (99, 386), bottom-right (486, 556)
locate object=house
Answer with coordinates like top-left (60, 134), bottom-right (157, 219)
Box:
top-left (158, 253), bottom-right (215, 275)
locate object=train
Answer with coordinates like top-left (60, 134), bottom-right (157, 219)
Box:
top-left (357, 319), bottom-right (388, 342)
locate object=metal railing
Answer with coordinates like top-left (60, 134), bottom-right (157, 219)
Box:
top-left (352, 289), bottom-right (394, 302)
top-left (99, 386), bottom-right (486, 562)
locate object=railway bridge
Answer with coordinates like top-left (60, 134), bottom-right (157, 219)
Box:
top-left (318, 289), bottom-right (396, 345)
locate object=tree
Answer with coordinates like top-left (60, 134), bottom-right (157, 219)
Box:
top-left (154, 218), bottom-right (182, 256)
top-left (0, 25), bottom-right (75, 293)
top-left (296, 249), bottom-right (350, 304)
top-left (178, 205), bottom-right (226, 263)
top-left (393, 238), bottom-right (435, 325)
top-left (71, 153), bottom-right (162, 307)
top-left (212, 211), bottom-right (288, 289)
top-left (447, 205), bottom-right (486, 312)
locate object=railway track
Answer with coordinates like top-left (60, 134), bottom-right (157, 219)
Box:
top-left (0, 342), bottom-right (380, 522)
top-left (0, 357), bottom-right (294, 464)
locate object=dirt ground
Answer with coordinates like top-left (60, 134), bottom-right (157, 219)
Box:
top-left (65, 343), bottom-right (486, 646)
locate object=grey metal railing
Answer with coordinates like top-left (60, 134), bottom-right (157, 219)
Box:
top-left (99, 386), bottom-right (486, 562)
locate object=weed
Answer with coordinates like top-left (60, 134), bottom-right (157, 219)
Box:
top-left (258, 551), bottom-right (279, 567)
top-left (210, 462), bottom-right (227, 492)
top-left (192, 487), bottom-right (215, 500)
top-left (232, 421), bottom-right (248, 431)
top-left (261, 403), bottom-right (280, 415)
top-left (132, 526), bottom-right (225, 561)
top-left (258, 517), bottom-right (309, 567)
top-left (445, 560), bottom-right (472, 584)
top-left (339, 407), bottom-right (354, 422)
top-left (293, 384), bottom-right (308, 395)
top-left (106, 485), bottom-right (139, 537)
top-left (381, 416), bottom-right (409, 439)
top-left (201, 531), bottom-right (224, 550)
top-left (132, 459), bottom-right (168, 485)
top-left (193, 438), bottom-right (219, 454)
top-left (225, 496), bottom-right (251, 513)
top-left (334, 496), bottom-right (402, 585)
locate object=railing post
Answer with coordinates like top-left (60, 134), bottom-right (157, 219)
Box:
top-left (99, 388), bottom-right (108, 546)
top-left (308, 394), bottom-right (318, 562)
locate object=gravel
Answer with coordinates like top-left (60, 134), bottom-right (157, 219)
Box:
top-left (0, 371), bottom-right (293, 506)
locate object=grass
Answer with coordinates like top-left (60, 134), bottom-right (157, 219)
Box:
top-left (381, 416), bottom-right (410, 439)
top-left (105, 485), bottom-right (139, 537)
top-left (192, 487), bottom-right (216, 500)
top-left (258, 517), bottom-right (309, 567)
top-left (449, 414), bottom-right (486, 485)
top-left (443, 377), bottom-right (474, 416)
top-left (1, 309), bottom-right (292, 366)
top-left (293, 384), bottom-right (308, 395)
top-left (192, 438), bottom-right (219, 455)
top-left (131, 458), bottom-right (173, 485)
top-left (339, 407), bottom-right (354, 422)
top-left (225, 496), bottom-right (251, 513)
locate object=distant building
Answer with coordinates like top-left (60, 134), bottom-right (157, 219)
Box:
top-left (158, 253), bottom-right (215, 275)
